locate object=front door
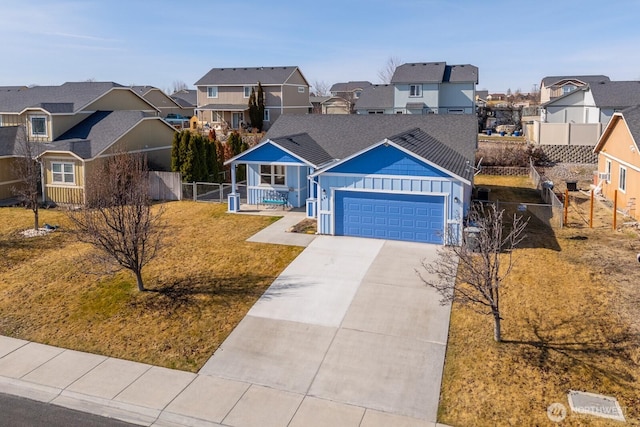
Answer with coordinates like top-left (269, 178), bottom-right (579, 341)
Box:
top-left (232, 112), bottom-right (243, 129)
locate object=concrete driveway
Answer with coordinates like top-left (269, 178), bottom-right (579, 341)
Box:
top-left (200, 235), bottom-right (453, 425)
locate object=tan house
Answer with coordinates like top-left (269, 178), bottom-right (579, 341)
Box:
top-left (194, 66), bottom-right (311, 131)
top-left (593, 106), bottom-right (640, 220)
top-left (0, 82), bottom-right (176, 205)
top-left (130, 85), bottom-right (193, 118)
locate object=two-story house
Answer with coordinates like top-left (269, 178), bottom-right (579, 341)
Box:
top-left (322, 81), bottom-right (372, 114)
top-left (355, 62), bottom-right (478, 115)
top-left (0, 82), bottom-right (176, 204)
top-left (194, 66), bottom-right (312, 131)
top-left (130, 85), bottom-right (192, 119)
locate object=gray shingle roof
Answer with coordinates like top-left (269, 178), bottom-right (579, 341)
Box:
top-left (198, 103), bottom-right (248, 111)
top-left (49, 110), bottom-right (152, 159)
top-left (389, 128), bottom-right (473, 181)
top-left (330, 81), bottom-right (372, 92)
top-left (263, 114), bottom-right (477, 165)
top-left (391, 62), bottom-right (478, 84)
top-left (354, 84), bottom-right (394, 110)
top-left (0, 82), bottom-right (125, 113)
top-left (620, 105), bottom-right (640, 143)
top-left (541, 75), bottom-right (610, 87)
top-left (171, 89), bottom-right (197, 107)
top-left (589, 81), bottom-right (640, 109)
top-left (0, 126), bottom-right (24, 156)
top-left (194, 66), bottom-right (303, 86)
top-left (269, 133), bottom-right (333, 166)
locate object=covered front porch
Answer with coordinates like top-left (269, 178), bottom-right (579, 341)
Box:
top-left (196, 105), bottom-right (248, 132)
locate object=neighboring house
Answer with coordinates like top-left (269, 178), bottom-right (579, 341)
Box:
top-left (194, 66), bottom-right (312, 131)
top-left (593, 106), bottom-right (640, 220)
top-left (309, 95), bottom-right (330, 114)
top-left (540, 75), bottom-right (610, 104)
top-left (130, 85), bottom-right (191, 118)
top-left (327, 81), bottom-right (372, 114)
top-left (353, 84), bottom-right (395, 114)
top-left (170, 89), bottom-right (197, 117)
top-left (533, 81), bottom-right (640, 146)
top-left (355, 62), bottom-right (478, 115)
top-left (225, 114), bottom-right (477, 245)
top-left (0, 82), bottom-right (175, 204)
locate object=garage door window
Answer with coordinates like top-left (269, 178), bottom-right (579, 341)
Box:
top-left (260, 165), bottom-right (285, 186)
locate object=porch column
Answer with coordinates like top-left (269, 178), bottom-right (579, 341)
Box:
top-left (228, 162), bottom-right (240, 212)
top-left (305, 172), bottom-right (318, 218)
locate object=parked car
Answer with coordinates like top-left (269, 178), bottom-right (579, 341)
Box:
top-left (164, 114), bottom-right (190, 129)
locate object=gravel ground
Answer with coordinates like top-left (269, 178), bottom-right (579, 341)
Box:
top-left (535, 163), bottom-right (596, 192)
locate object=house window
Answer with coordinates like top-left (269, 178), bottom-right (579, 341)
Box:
top-left (368, 110), bottom-right (384, 115)
top-left (619, 166), bottom-right (627, 192)
top-left (354, 90), bottom-right (362, 99)
top-left (562, 85), bottom-right (576, 94)
top-left (207, 86), bottom-right (218, 98)
top-left (264, 109), bottom-right (270, 122)
top-left (52, 162), bottom-right (75, 184)
top-left (606, 159), bottom-right (612, 183)
top-left (409, 84), bottom-right (422, 97)
top-left (260, 164), bottom-right (285, 186)
top-left (30, 116), bottom-right (47, 137)
top-left (448, 108), bottom-right (464, 114)
top-left (298, 86), bottom-right (305, 93)
top-left (244, 86), bottom-right (252, 98)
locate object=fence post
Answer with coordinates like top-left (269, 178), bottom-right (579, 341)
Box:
top-left (590, 189), bottom-right (594, 228)
top-left (613, 189), bottom-right (618, 230)
top-left (563, 189), bottom-right (569, 226)
top-left (192, 182), bottom-right (197, 202)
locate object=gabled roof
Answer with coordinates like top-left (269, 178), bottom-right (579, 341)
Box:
top-left (262, 114), bottom-right (477, 163)
top-left (354, 84), bottom-right (394, 110)
top-left (194, 66), bottom-right (306, 86)
top-left (589, 81), bottom-right (640, 109)
top-left (541, 75), bottom-right (610, 87)
top-left (171, 89), bottom-right (197, 107)
top-left (330, 81), bottom-right (372, 93)
top-left (45, 110), bottom-right (162, 159)
top-left (594, 105), bottom-right (640, 153)
top-left (0, 82), bottom-right (154, 114)
top-left (269, 133), bottom-right (333, 166)
top-left (391, 62), bottom-right (478, 84)
top-left (0, 126), bottom-right (25, 157)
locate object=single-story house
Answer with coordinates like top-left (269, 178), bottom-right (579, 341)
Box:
top-left (225, 114), bottom-right (477, 244)
top-left (593, 105), bottom-right (640, 220)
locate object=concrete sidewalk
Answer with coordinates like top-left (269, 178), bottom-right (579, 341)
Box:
top-left (0, 215), bottom-right (453, 427)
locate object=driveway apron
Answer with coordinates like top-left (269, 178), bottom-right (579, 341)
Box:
top-left (200, 236), bottom-right (452, 424)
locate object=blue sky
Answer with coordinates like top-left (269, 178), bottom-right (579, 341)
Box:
top-left (1, 0), bottom-right (639, 94)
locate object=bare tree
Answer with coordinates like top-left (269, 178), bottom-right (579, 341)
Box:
top-left (66, 153), bottom-right (164, 291)
top-left (11, 125), bottom-right (41, 230)
top-left (417, 204), bottom-right (528, 342)
top-left (377, 55), bottom-right (401, 84)
top-left (171, 80), bottom-right (188, 94)
top-left (312, 80), bottom-right (331, 96)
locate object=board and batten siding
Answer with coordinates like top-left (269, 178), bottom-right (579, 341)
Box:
top-left (42, 155), bottom-right (85, 204)
top-left (245, 162), bottom-right (307, 208)
top-left (316, 173), bottom-right (465, 239)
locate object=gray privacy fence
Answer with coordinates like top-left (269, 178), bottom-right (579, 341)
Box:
top-left (528, 159), bottom-right (564, 228)
top-left (182, 182), bottom-right (247, 203)
top-left (149, 171), bottom-right (182, 201)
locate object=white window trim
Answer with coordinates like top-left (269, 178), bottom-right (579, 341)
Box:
top-left (605, 159), bottom-right (612, 183)
top-left (30, 115), bottom-right (48, 137)
top-left (244, 86), bottom-right (252, 98)
top-left (207, 86), bottom-right (218, 98)
top-left (264, 109), bottom-right (270, 122)
top-left (409, 84), bottom-right (422, 97)
top-left (259, 164), bottom-right (286, 187)
top-left (51, 161), bottom-right (75, 185)
top-left (298, 86), bottom-right (305, 93)
top-left (619, 166), bottom-right (627, 192)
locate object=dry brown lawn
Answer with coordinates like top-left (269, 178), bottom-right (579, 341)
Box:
top-left (0, 202), bottom-right (302, 372)
top-left (439, 175), bottom-right (640, 426)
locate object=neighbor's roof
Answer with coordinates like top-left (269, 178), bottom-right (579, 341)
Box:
top-left (595, 105), bottom-right (640, 153)
top-left (46, 111), bottom-right (157, 159)
top-left (541, 75), bottom-right (610, 87)
top-left (262, 114), bottom-right (477, 163)
top-left (0, 82), bottom-right (128, 114)
top-left (0, 126), bottom-right (25, 157)
top-left (354, 84), bottom-right (394, 110)
top-left (330, 81), bottom-right (373, 93)
top-left (194, 66), bottom-right (305, 86)
top-left (171, 89), bottom-right (197, 107)
top-left (391, 62), bottom-right (478, 84)
top-left (589, 81), bottom-right (640, 109)
top-left (309, 95), bottom-right (331, 104)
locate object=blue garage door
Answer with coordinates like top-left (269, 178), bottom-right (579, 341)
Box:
top-left (335, 191), bottom-right (445, 244)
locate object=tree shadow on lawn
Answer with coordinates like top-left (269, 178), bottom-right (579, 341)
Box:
top-left (502, 308), bottom-right (639, 388)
